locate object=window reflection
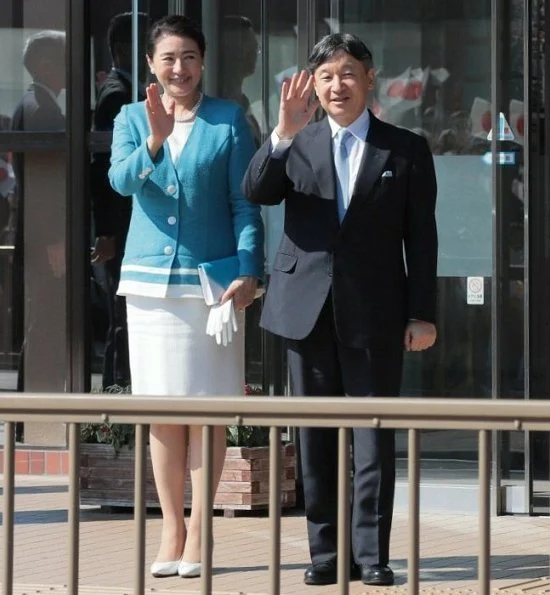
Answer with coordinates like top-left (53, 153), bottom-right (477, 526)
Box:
top-left (218, 5), bottom-right (265, 386)
top-left (90, 11), bottom-right (147, 390)
top-left (220, 15), bottom-right (262, 146)
top-left (0, 1), bottom-right (67, 450)
top-left (7, 26), bottom-right (68, 443)
top-left (0, 0), bottom-right (66, 131)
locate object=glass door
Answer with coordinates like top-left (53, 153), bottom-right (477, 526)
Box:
top-left (313, 0), bottom-right (529, 510)
top-left (491, 0), bottom-right (528, 514)
top-left (527, 0), bottom-right (550, 515)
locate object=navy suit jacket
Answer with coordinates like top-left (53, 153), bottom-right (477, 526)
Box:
top-left (91, 70), bottom-right (145, 242)
top-left (242, 113), bottom-right (438, 350)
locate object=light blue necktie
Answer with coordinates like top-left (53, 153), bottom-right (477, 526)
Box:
top-left (334, 129), bottom-right (352, 222)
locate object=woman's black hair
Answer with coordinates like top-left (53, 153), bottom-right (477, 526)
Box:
top-left (146, 15), bottom-right (206, 58)
top-left (307, 33), bottom-right (373, 73)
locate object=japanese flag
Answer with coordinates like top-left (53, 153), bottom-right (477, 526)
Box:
top-left (509, 99), bottom-right (524, 145)
top-left (377, 67), bottom-right (429, 125)
top-left (469, 97), bottom-right (492, 139)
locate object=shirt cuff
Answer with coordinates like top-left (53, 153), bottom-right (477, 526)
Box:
top-left (270, 129), bottom-right (294, 157)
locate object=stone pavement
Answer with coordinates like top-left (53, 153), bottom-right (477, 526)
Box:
top-left (0, 476), bottom-right (549, 594)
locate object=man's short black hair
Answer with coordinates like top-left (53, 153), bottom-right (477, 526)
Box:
top-left (307, 33), bottom-right (373, 73)
top-left (107, 12), bottom-right (147, 59)
top-left (223, 14), bottom-right (254, 31)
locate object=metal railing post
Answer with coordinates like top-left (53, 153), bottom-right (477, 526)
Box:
top-left (2, 421), bottom-right (15, 595)
top-left (408, 428), bottom-right (420, 595)
top-left (479, 429), bottom-right (491, 594)
top-left (337, 427), bottom-right (350, 594)
top-left (269, 426), bottom-right (282, 595)
top-left (68, 422), bottom-right (80, 595)
top-left (200, 425), bottom-right (214, 595)
top-left (134, 424), bottom-right (147, 595)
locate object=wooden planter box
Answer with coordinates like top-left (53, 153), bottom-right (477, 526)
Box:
top-left (79, 443), bottom-right (296, 515)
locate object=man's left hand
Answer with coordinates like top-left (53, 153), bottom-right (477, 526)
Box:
top-left (221, 276), bottom-right (258, 311)
top-left (404, 320), bottom-right (437, 352)
top-left (91, 236), bottom-right (116, 263)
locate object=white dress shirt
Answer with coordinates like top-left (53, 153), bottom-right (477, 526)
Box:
top-left (328, 108), bottom-right (370, 207)
top-left (270, 108), bottom-right (370, 219)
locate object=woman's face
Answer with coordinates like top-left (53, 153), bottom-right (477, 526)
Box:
top-left (147, 34), bottom-right (203, 100)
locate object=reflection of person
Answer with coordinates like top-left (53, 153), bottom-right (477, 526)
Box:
top-left (220, 15), bottom-right (262, 145)
top-left (12, 31), bottom-right (66, 131)
top-left (243, 34), bottom-right (438, 587)
top-left (108, 15), bottom-right (263, 579)
top-left (11, 31), bottom-right (67, 407)
top-left (91, 12), bottom-right (147, 388)
top-left (0, 115), bottom-right (15, 207)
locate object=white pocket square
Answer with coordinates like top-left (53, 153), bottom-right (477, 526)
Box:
top-left (381, 170), bottom-right (393, 178)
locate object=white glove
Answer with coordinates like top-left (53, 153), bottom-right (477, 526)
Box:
top-left (206, 299), bottom-right (238, 346)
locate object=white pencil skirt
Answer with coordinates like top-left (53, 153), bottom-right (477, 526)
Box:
top-left (125, 295), bottom-right (245, 397)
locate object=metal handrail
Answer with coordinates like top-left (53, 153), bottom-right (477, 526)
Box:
top-left (0, 394), bottom-right (549, 429)
top-left (2, 394), bottom-right (550, 595)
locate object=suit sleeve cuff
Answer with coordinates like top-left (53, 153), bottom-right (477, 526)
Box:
top-left (270, 129), bottom-right (294, 157)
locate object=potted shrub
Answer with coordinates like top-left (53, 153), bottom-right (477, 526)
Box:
top-left (79, 384), bottom-right (296, 515)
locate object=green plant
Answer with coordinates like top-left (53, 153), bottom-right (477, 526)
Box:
top-left (80, 384), bottom-right (270, 451)
top-left (80, 384), bottom-right (135, 452)
top-left (225, 383), bottom-right (269, 447)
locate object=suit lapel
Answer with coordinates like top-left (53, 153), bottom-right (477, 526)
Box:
top-left (341, 114), bottom-right (391, 226)
top-left (308, 119), bottom-right (336, 200)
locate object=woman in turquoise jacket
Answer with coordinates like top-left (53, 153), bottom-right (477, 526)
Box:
top-left (108, 15), bottom-right (264, 579)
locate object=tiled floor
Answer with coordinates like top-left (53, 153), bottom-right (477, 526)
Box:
top-left (0, 475), bottom-right (549, 594)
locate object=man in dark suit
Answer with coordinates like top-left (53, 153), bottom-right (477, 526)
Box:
top-left (91, 12), bottom-right (146, 388)
top-left (242, 34), bottom-right (438, 587)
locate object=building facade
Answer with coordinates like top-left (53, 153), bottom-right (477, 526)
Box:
top-left (0, 0), bottom-right (548, 514)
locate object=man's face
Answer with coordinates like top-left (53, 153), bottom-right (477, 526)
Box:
top-left (313, 49), bottom-right (375, 127)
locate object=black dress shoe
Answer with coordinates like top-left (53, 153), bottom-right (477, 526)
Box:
top-left (350, 562), bottom-right (361, 581)
top-left (361, 565), bottom-right (394, 586)
top-left (304, 561), bottom-right (337, 585)
top-left (304, 561), bottom-right (362, 585)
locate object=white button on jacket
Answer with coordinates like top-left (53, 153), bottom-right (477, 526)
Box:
top-left (166, 184), bottom-right (177, 195)
top-left (167, 216), bottom-right (176, 225)
top-left (164, 246), bottom-right (174, 255)
top-left (138, 167), bottom-right (152, 180)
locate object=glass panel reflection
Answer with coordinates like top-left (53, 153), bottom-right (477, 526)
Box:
top-left (0, 145), bottom-right (68, 410)
top-left (218, 3), bottom-right (265, 386)
top-left (90, 7), bottom-right (145, 390)
top-left (0, 0), bottom-right (66, 131)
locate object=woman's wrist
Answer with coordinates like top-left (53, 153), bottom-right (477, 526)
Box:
top-left (146, 135), bottom-right (164, 159)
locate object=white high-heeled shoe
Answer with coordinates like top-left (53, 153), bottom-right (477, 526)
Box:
top-left (178, 560), bottom-right (201, 578)
top-left (150, 559), bottom-right (181, 577)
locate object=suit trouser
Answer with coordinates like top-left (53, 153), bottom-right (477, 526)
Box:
top-left (286, 296), bottom-right (403, 567)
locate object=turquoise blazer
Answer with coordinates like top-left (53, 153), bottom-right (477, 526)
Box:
top-left (109, 95), bottom-right (264, 297)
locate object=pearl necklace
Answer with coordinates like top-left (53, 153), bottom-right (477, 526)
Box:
top-left (174, 93), bottom-right (204, 122)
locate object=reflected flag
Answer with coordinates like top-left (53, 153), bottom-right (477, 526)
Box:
top-left (509, 99), bottom-right (524, 145)
top-left (376, 67), bottom-right (429, 124)
top-left (469, 97), bottom-right (492, 139)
